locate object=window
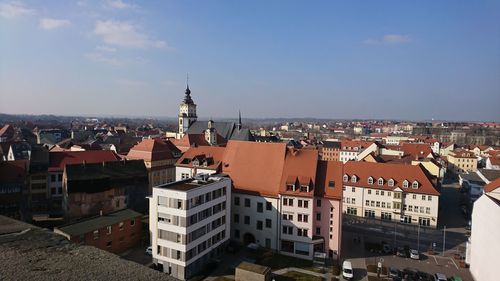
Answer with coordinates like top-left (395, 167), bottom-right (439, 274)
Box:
top-left (365, 200), bottom-right (369, 206)
top-left (298, 214), bottom-right (303, 222)
top-left (343, 175), bottom-right (349, 182)
top-left (412, 181), bottom-right (419, 189)
top-left (428, 196), bottom-right (432, 201)
top-left (130, 219), bottom-right (135, 226)
top-left (119, 222), bottom-right (124, 231)
top-left (288, 198), bottom-right (294, 206)
top-left (368, 177), bottom-right (373, 184)
top-left (244, 216), bottom-right (250, 225)
top-left (234, 214), bottom-right (239, 223)
top-left (107, 226), bottom-right (112, 234)
top-left (412, 194), bottom-right (417, 199)
top-left (304, 201), bottom-right (309, 208)
top-left (342, 186), bottom-right (346, 191)
top-left (388, 179), bottom-right (394, 187)
top-left (265, 219), bottom-right (272, 228)
top-left (403, 180), bottom-right (409, 188)
top-left (245, 198), bottom-right (250, 207)
top-left (328, 180), bottom-right (335, 188)
top-left (394, 192), bottom-right (401, 199)
top-left (346, 207), bottom-right (357, 215)
top-left (257, 220), bottom-right (263, 230)
top-left (283, 226), bottom-right (293, 235)
top-left (316, 227), bottom-right (321, 235)
top-left (352, 198), bottom-right (356, 204)
top-left (380, 191), bottom-right (384, 196)
top-left (351, 175), bottom-right (357, 183)
top-left (351, 187), bottom-right (356, 192)
top-left (375, 190), bottom-right (379, 195)
top-left (378, 178), bottom-right (384, 186)
top-left (303, 214), bottom-right (308, 222)
top-left (93, 230), bottom-right (99, 240)
top-left (234, 196), bottom-right (240, 206)
top-left (266, 202), bottom-right (272, 211)
top-left (297, 228), bottom-right (308, 237)
top-left (376, 201), bottom-right (380, 207)
top-left (426, 207), bottom-right (431, 214)
top-left (298, 200), bottom-right (303, 208)
top-left (387, 192), bottom-right (391, 196)
top-left (316, 213), bottom-right (321, 221)
top-left (381, 202), bottom-right (386, 208)
top-left (257, 202), bottom-right (263, 213)
top-left (364, 210), bottom-right (375, 218)
top-left (368, 189), bottom-right (371, 195)
top-left (316, 199), bottom-right (321, 207)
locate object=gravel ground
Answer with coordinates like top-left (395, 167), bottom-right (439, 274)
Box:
top-left (0, 216), bottom-right (177, 281)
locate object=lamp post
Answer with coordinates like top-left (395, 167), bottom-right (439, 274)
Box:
top-left (442, 225), bottom-right (446, 256)
top-left (417, 222), bottom-right (421, 252)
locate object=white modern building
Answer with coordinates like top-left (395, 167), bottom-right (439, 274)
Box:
top-left (149, 174), bottom-right (231, 280)
top-left (468, 178), bottom-right (500, 281)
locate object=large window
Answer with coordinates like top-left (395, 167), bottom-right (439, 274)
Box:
top-left (257, 202), bottom-right (263, 213)
top-left (244, 198), bottom-right (250, 207)
top-left (364, 210), bottom-right (375, 218)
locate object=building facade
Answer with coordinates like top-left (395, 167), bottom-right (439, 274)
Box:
top-left (54, 208), bottom-right (142, 254)
top-left (178, 85), bottom-right (197, 136)
top-left (342, 161), bottom-right (440, 227)
top-left (447, 149), bottom-right (478, 173)
top-left (149, 175), bottom-right (231, 280)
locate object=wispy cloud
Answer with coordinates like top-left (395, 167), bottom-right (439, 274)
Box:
top-left (85, 52), bottom-right (123, 66)
top-left (116, 78), bottom-right (146, 87)
top-left (0, 1), bottom-right (34, 19)
top-left (96, 45), bottom-right (117, 52)
top-left (39, 18), bottom-right (71, 30)
top-left (364, 34), bottom-right (411, 45)
top-left (93, 20), bottom-right (167, 49)
top-left (105, 0), bottom-right (136, 9)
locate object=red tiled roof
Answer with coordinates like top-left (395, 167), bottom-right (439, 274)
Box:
top-left (0, 160), bottom-right (27, 182)
top-left (315, 161), bottom-right (343, 200)
top-left (343, 161), bottom-right (439, 195)
top-left (127, 139), bottom-right (176, 161)
top-left (449, 149), bottom-right (476, 159)
top-left (279, 148), bottom-right (318, 197)
top-left (176, 146), bottom-right (226, 170)
top-left (222, 141), bottom-right (287, 198)
top-left (171, 134), bottom-right (228, 153)
top-left (484, 178), bottom-right (500, 193)
top-left (48, 151), bottom-right (120, 172)
top-left (0, 124), bottom-right (14, 138)
top-left (402, 143), bottom-right (433, 159)
top-left (341, 140), bottom-right (374, 151)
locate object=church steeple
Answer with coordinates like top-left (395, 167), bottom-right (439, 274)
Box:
top-left (178, 74), bottom-right (197, 136)
top-left (237, 110), bottom-right (242, 130)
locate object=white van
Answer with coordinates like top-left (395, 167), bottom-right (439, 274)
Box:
top-left (342, 260), bottom-right (353, 280)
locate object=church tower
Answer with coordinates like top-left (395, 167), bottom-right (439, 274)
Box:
top-left (178, 82), bottom-right (197, 136)
top-left (205, 119), bottom-right (217, 146)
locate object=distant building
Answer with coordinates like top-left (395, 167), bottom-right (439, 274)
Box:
top-left (0, 124), bottom-right (15, 142)
top-left (0, 160), bottom-right (28, 219)
top-left (63, 160), bottom-right (148, 221)
top-left (321, 140), bottom-right (341, 161)
top-left (149, 174), bottom-right (231, 280)
top-left (127, 139), bottom-right (181, 192)
top-left (448, 149), bottom-right (478, 173)
top-left (54, 209), bottom-right (142, 254)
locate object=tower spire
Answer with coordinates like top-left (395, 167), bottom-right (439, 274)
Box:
top-left (186, 73), bottom-right (189, 89)
top-left (237, 110), bottom-right (242, 130)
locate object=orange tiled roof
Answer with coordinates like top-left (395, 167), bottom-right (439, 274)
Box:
top-left (48, 151), bottom-right (120, 172)
top-left (127, 139), bottom-right (177, 161)
top-left (315, 160), bottom-right (343, 200)
top-left (343, 161), bottom-right (439, 195)
top-left (484, 178), bottom-right (500, 193)
top-left (222, 141), bottom-right (287, 198)
top-left (279, 148), bottom-right (318, 197)
top-left (402, 143), bottom-right (433, 159)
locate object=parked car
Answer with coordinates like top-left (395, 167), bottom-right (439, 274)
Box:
top-left (389, 267), bottom-right (401, 278)
top-left (342, 260), bottom-right (353, 280)
top-left (410, 249), bottom-right (420, 260)
top-left (383, 243), bottom-right (392, 254)
top-left (403, 268), bottom-right (417, 280)
top-left (145, 246), bottom-right (152, 256)
top-left (396, 247), bottom-right (407, 257)
top-left (448, 276), bottom-right (462, 281)
top-left (416, 271), bottom-right (432, 281)
top-left (433, 273), bottom-right (447, 281)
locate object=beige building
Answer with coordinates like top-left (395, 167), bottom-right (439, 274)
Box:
top-left (127, 139), bottom-right (181, 193)
top-left (447, 149), bottom-right (477, 173)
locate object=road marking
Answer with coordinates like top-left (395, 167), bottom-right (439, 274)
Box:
top-left (450, 258), bottom-right (459, 269)
top-left (433, 256), bottom-right (438, 265)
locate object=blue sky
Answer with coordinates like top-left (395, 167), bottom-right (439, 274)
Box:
top-left (1, 0), bottom-right (499, 121)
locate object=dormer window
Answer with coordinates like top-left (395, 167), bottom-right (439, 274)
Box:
top-left (412, 181), bottom-right (419, 189)
top-left (343, 175), bottom-right (349, 182)
top-left (378, 178), bottom-right (384, 186)
top-left (403, 180), bottom-right (409, 188)
top-left (367, 177), bottom-right (373, 185)
top-left (286, 184), bottom-right (295, 191)
top-left (300, 185), bottom-right (309, 192)
top-left (388, 179), bottom-right (394, 187)
top-left (328, 180), bottom-right (335, 188)
top-left (351, 175), bottom-right (357, 183)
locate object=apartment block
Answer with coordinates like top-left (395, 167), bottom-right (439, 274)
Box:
top-left (149, 174), bottom-right (231, 280)
top-left (342, 161), bottom-right (440, 227)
